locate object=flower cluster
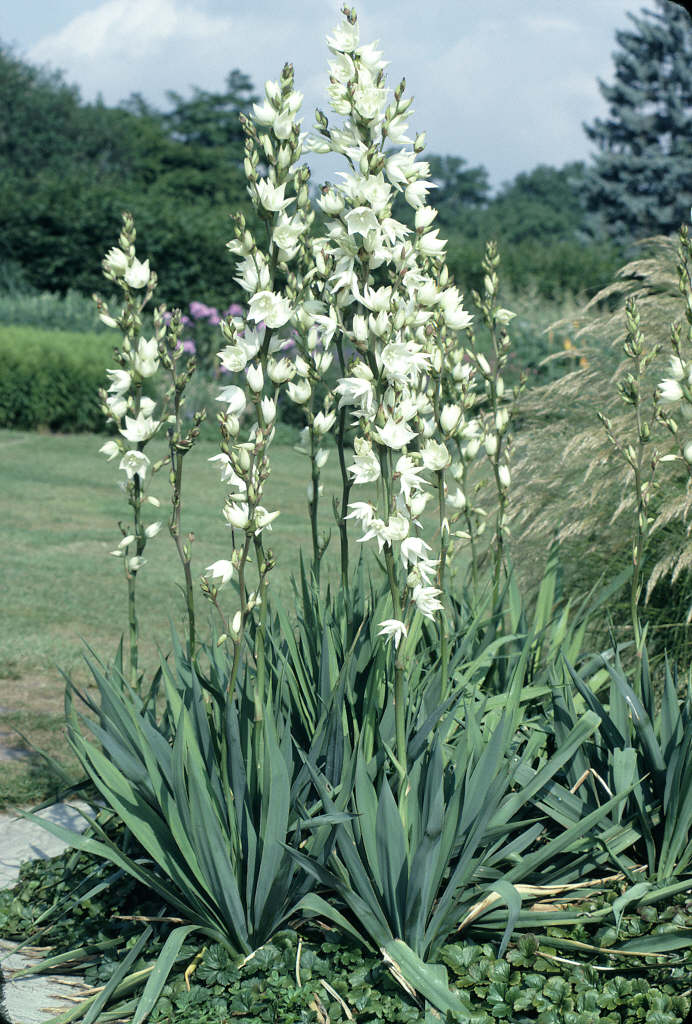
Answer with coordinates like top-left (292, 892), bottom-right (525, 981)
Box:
top-left (202, 62), bottom-right (315, 667)
top-left (97, 214), bottom-right (210, 675)
top-left (96, 216), bottom-right (164, 577)
top-left (304, 7), bottom-right (480, 645)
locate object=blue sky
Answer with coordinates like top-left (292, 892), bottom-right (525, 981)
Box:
top-left (2, 0), bottom-right (644, 189)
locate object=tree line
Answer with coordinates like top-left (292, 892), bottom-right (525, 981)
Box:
top-left (0, 0), bottom-right (690, 308)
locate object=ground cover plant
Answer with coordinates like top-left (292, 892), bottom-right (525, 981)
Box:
top-left (3, 6), bottom-right (692, 1023)
top-left (2, 837), bottom-right (691, 1024)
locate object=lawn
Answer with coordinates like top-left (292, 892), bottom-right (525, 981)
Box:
top-left (0, 428), bottom-right (358, 807)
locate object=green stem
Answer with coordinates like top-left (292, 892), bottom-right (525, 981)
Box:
top-left (335, 339), bottom-right (351, 593)
top-left (253, 535), bottom-right (268, 724)
top-left (127, 569), bottom-right (138, 690)
top-left (228, 532), bottom-right (253, 698)
top-left (384, 544), bottom-right (406, 781)
top-left (491, 463), bottom-right (506, 614)
top-left (169, 436), bottom-right (196, 656)
top-left (309, 422), bottom-right (321, 587)
top-left (436, 469), bottom-right (450, 699)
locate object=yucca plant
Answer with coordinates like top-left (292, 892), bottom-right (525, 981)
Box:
top-left (27, 636), bottom-right (345, 1022)
top-left (70, 641), bottom-right (328, 953)
top-left (288, 657), bottom-right (629, 966)
top-left (556, 640), bottom-right (692, 883)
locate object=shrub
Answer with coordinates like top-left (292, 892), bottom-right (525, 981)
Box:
top-left (0, 326), bottom-right (112, 431)
top-left (0, 287), bottom-right (105, 332)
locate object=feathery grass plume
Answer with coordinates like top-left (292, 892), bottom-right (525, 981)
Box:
top-left (509, 234), bottom-right (692, 663)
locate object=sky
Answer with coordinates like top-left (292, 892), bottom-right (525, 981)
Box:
top-left (1, 0), bottom-right (649, 190)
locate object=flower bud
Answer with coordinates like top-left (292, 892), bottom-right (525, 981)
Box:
top-left (318, 187), bottom-right (345, 216)
top-left (235, 446), bottom-right (252, 472)
top-left (268, 357), bottom-right (295, 384)
top-left (495, 408), bottom-right (509, 433)
top-left (313, 410), bottom-right (336, 436)
top-left (225, 414), bottom-right (240, 437)
top-left (287, 378), bottom-right (312, 404)
top-left (352, 314), bottom-right (368, 343)
top-left (440, 404), bottom-right (462, 435)
top-left (414, 206), bottom-right (437, 230)
top-left (99, 440), bottom-right (121, 461)
top-left (224, 503), bottom-right (250, 529)
top-left (410, 491), bottom-right (430, 517)
top-left (484, 433), bottom-right (498, 457)
top-left (261, 396), bottom-right (277, 424)
top-left (464, 437), bottom-right (481, 460)
top-left (246, 363), bottom-right (264, 393)
top-left (498, 464), bottom-right (511, 491)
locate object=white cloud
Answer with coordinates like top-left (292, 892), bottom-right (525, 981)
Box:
top-left (27, 0), bottom-right (237, 100)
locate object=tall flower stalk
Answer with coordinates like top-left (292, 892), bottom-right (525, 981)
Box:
top-left (156, 306), bottom-right (205, 655)
top-left (600, 298), bottom-right (660, 650)
top-left (96, 214), bottom-right (206, 681)
top-left (202, 63), bottom-right (311, 711)
top-left (95, 215), bottom-right (164, 690)
top-left (468, 242), bottom-right (519, 608)
top-left (306, 7), bottom-right (478, 765)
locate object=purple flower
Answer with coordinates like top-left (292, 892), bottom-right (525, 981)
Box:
top-left (182, 340), bottom-right (196, 353)
top-left (225, 303), bottom-right (244, 317)
top-left (181, 314), bottom-right (192, 326)
top-left (208, 312), bottom-right (221, 325)
top-left (189, 301), bottom-right (212, 319)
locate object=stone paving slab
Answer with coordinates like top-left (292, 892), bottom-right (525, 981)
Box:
top-left (1, 803), bottom-right (93, 1024)
top-left (1, 943), bottom-right (89, 1024)
top-left (0, 803), bottom-right (92, 892)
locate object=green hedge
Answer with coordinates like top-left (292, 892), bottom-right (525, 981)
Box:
top-left (0, 325), bottom-right (113, 431)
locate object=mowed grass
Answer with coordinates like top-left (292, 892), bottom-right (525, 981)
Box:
top-left (0, 428), bottom-right (367, 807)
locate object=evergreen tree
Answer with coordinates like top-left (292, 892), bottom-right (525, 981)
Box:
top-left (583, 0), bottom-right (692, 242)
